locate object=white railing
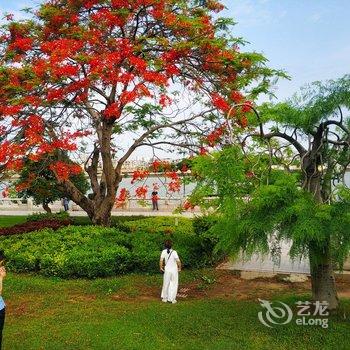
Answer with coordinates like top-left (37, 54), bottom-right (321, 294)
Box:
top-left (0, 198), bottom-right (34, 210)
top-left (0, 197), bottom-right (199, 212)
top-left (113, 197), bottom-right (187, 212)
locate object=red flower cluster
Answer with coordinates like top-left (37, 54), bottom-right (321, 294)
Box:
top-left (231, 91), bottom-right (244, 104)
top-left (9, 37), bottom-right (33, 52)
top-left (199, 147), bottom-right (208, 155)
top-left (91, 9), bottom-right (127, 27)
top-left (0, 105), bottom-right (23, 116)
top-left (238, 116), bottom-right (248, 128)
top-left (131, 169), bottom-right (150, 184)
top-left (211, 93), bottom-right (230, 112)
top-left (25, 123), bottom-right (44, 145)
top-left (117, 188), bottom-right (128, 202)
top-left (165, 171), bottom-right (181, 192)
top-left (49, 162), bottom-right (82, 181)
top-left (206, 125), bottom-right (226, 147)
top-left (120, 90), bottom-right (138, 105)
top-left (115, 188), bottom-right (129, 207)
top-left (183, 200), bottom-right (195, 210)
top-left (135, 185), bottom-right (148, 199)
top-left (51, 64), bottom-right (79, 78)
top-left (143, 71), bottom-right (168, 86)
top-left (47, 88), bottom-right (65, 102)
top-left (41, 39), bottom-right (84, 58)
top-left (242, 101), bottom-right (253, 113)
top-left (151, 160), bottom-right (161, 172)
top-left (103, 102), bottom-right (122, 119)
top-left (159, 94), bottom-right (172, 107)
top-left (129, 56), bottom-right (148, 72)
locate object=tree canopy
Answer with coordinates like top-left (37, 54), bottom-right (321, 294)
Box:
top-left (0, 0), bottom-right (283, 224)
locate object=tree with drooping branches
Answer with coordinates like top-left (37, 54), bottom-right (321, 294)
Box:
top-left (0, 0), bottom-right (284, 225)
top-left (188, 76), bottom-right (350, 310)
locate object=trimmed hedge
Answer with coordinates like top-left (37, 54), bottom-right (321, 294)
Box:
top-left (26, 211), bottom-right (70, 222)
top-left (0, 217), bottom-right (223, 278)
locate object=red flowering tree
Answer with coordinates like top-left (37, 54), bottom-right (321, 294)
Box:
top-left (0, 0), bottom-right (283, 225)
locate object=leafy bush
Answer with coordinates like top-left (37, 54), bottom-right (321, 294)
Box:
top-left (26, 211), bottom-right (70, 222)
top-left (0, 217), bottom-right (223, 278)
top-left (193, 216), bottom-right (218, 235)
top-left (192, 216), bottom-right (225, 264)
top-left (71, 215), bottom-right (146, 227)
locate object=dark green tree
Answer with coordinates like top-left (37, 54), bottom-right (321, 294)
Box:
top-left (16, 157), bottom-right (89, 213)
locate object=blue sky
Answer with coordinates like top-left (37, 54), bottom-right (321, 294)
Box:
top-left (1, 0), bottom-right (349, 101)
top-left (223, 0), bottom-right (350, 100)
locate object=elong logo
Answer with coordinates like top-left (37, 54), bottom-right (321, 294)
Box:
top-left (258, 299), bottom-right (329, 328)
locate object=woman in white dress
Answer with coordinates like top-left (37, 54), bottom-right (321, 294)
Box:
top-left (160, 240), bottom-right (181, 304)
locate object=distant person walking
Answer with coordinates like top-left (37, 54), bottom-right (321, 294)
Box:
top-left (151, 190), bottom-right (159, 211)
top-left (0, 251), bottom-right (6, 349)
top-left (62, 197), bottom-right (69, 212)
top-left (160, 240), bottom-right (181, 303)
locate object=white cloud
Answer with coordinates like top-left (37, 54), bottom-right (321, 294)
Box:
top-left (309, 12), bottom-right (322, 23)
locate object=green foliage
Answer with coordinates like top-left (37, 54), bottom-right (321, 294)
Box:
top-left (15, 157), bottom-right (89, 209)
top-left (192, 215), bottom-right (224, 264)
top-left (0, 217), bottom-right (222, 278)
top-left (259, 74), bottom-right (350, 132)
top-left (26, 211), bottom-right (70, 222)
top-left (188, 141), bottom-right (350, 268)
top-left (189, 147), bottom-right (247, 209)
top-left (189, 146), bottom-right (272, 211)
top-left (213, 171), bottom-right (350, 267)
top-left (71, 215), bottom-right (146, 227)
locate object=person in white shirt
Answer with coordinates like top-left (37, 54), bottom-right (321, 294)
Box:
top-left (159, 240), bottom-right (181, 304)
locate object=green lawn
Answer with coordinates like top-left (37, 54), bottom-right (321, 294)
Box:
top-left (0, 215), bottom-right (145, 227)
top-left (2, 272), bottom-right (350, 350)
top-left (0, 216), bottom-right (27, 228)
top-left (1, 216), bottom-right (350, 349)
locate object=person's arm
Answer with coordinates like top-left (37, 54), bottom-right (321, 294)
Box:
top-left (176, 259), bottom-right (181, 272)
top-left (0, 267), bottom-right (6, 295)
top-left (159, 258), bottom-right (164, 272)
top-left (159, 252), bottom-right (165, 272)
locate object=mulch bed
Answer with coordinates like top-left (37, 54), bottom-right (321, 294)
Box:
top-left (0, 219), bottom-right (72, 236)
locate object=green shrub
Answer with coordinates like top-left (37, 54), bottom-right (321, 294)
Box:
top-left (26, 211), bottom-right (70, 222)
top-left (193, 215), bottom-right (218, 235)
top-left (0, 216), bottom-right (222, 278)
top-left (192, 215), bottom-right (225, 265)
top-left (71, 215), bottom-right (146, 227)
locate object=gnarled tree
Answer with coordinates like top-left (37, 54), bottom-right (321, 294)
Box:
top-left (256, 76), bottom-right (350, 309)
top-left (189, 76), bottom-right (350, 310)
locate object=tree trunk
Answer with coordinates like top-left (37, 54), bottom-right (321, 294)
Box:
top-left (90, 198), bottom-right (115, 226)
top-left (56, 121), bottom-right (123, 226)
top-left (42, 202), bottom-right (52, 213)
top-left (302, 145), bottom-right (339, 310)
top-left (309, 241), bottom-right (339, 310)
